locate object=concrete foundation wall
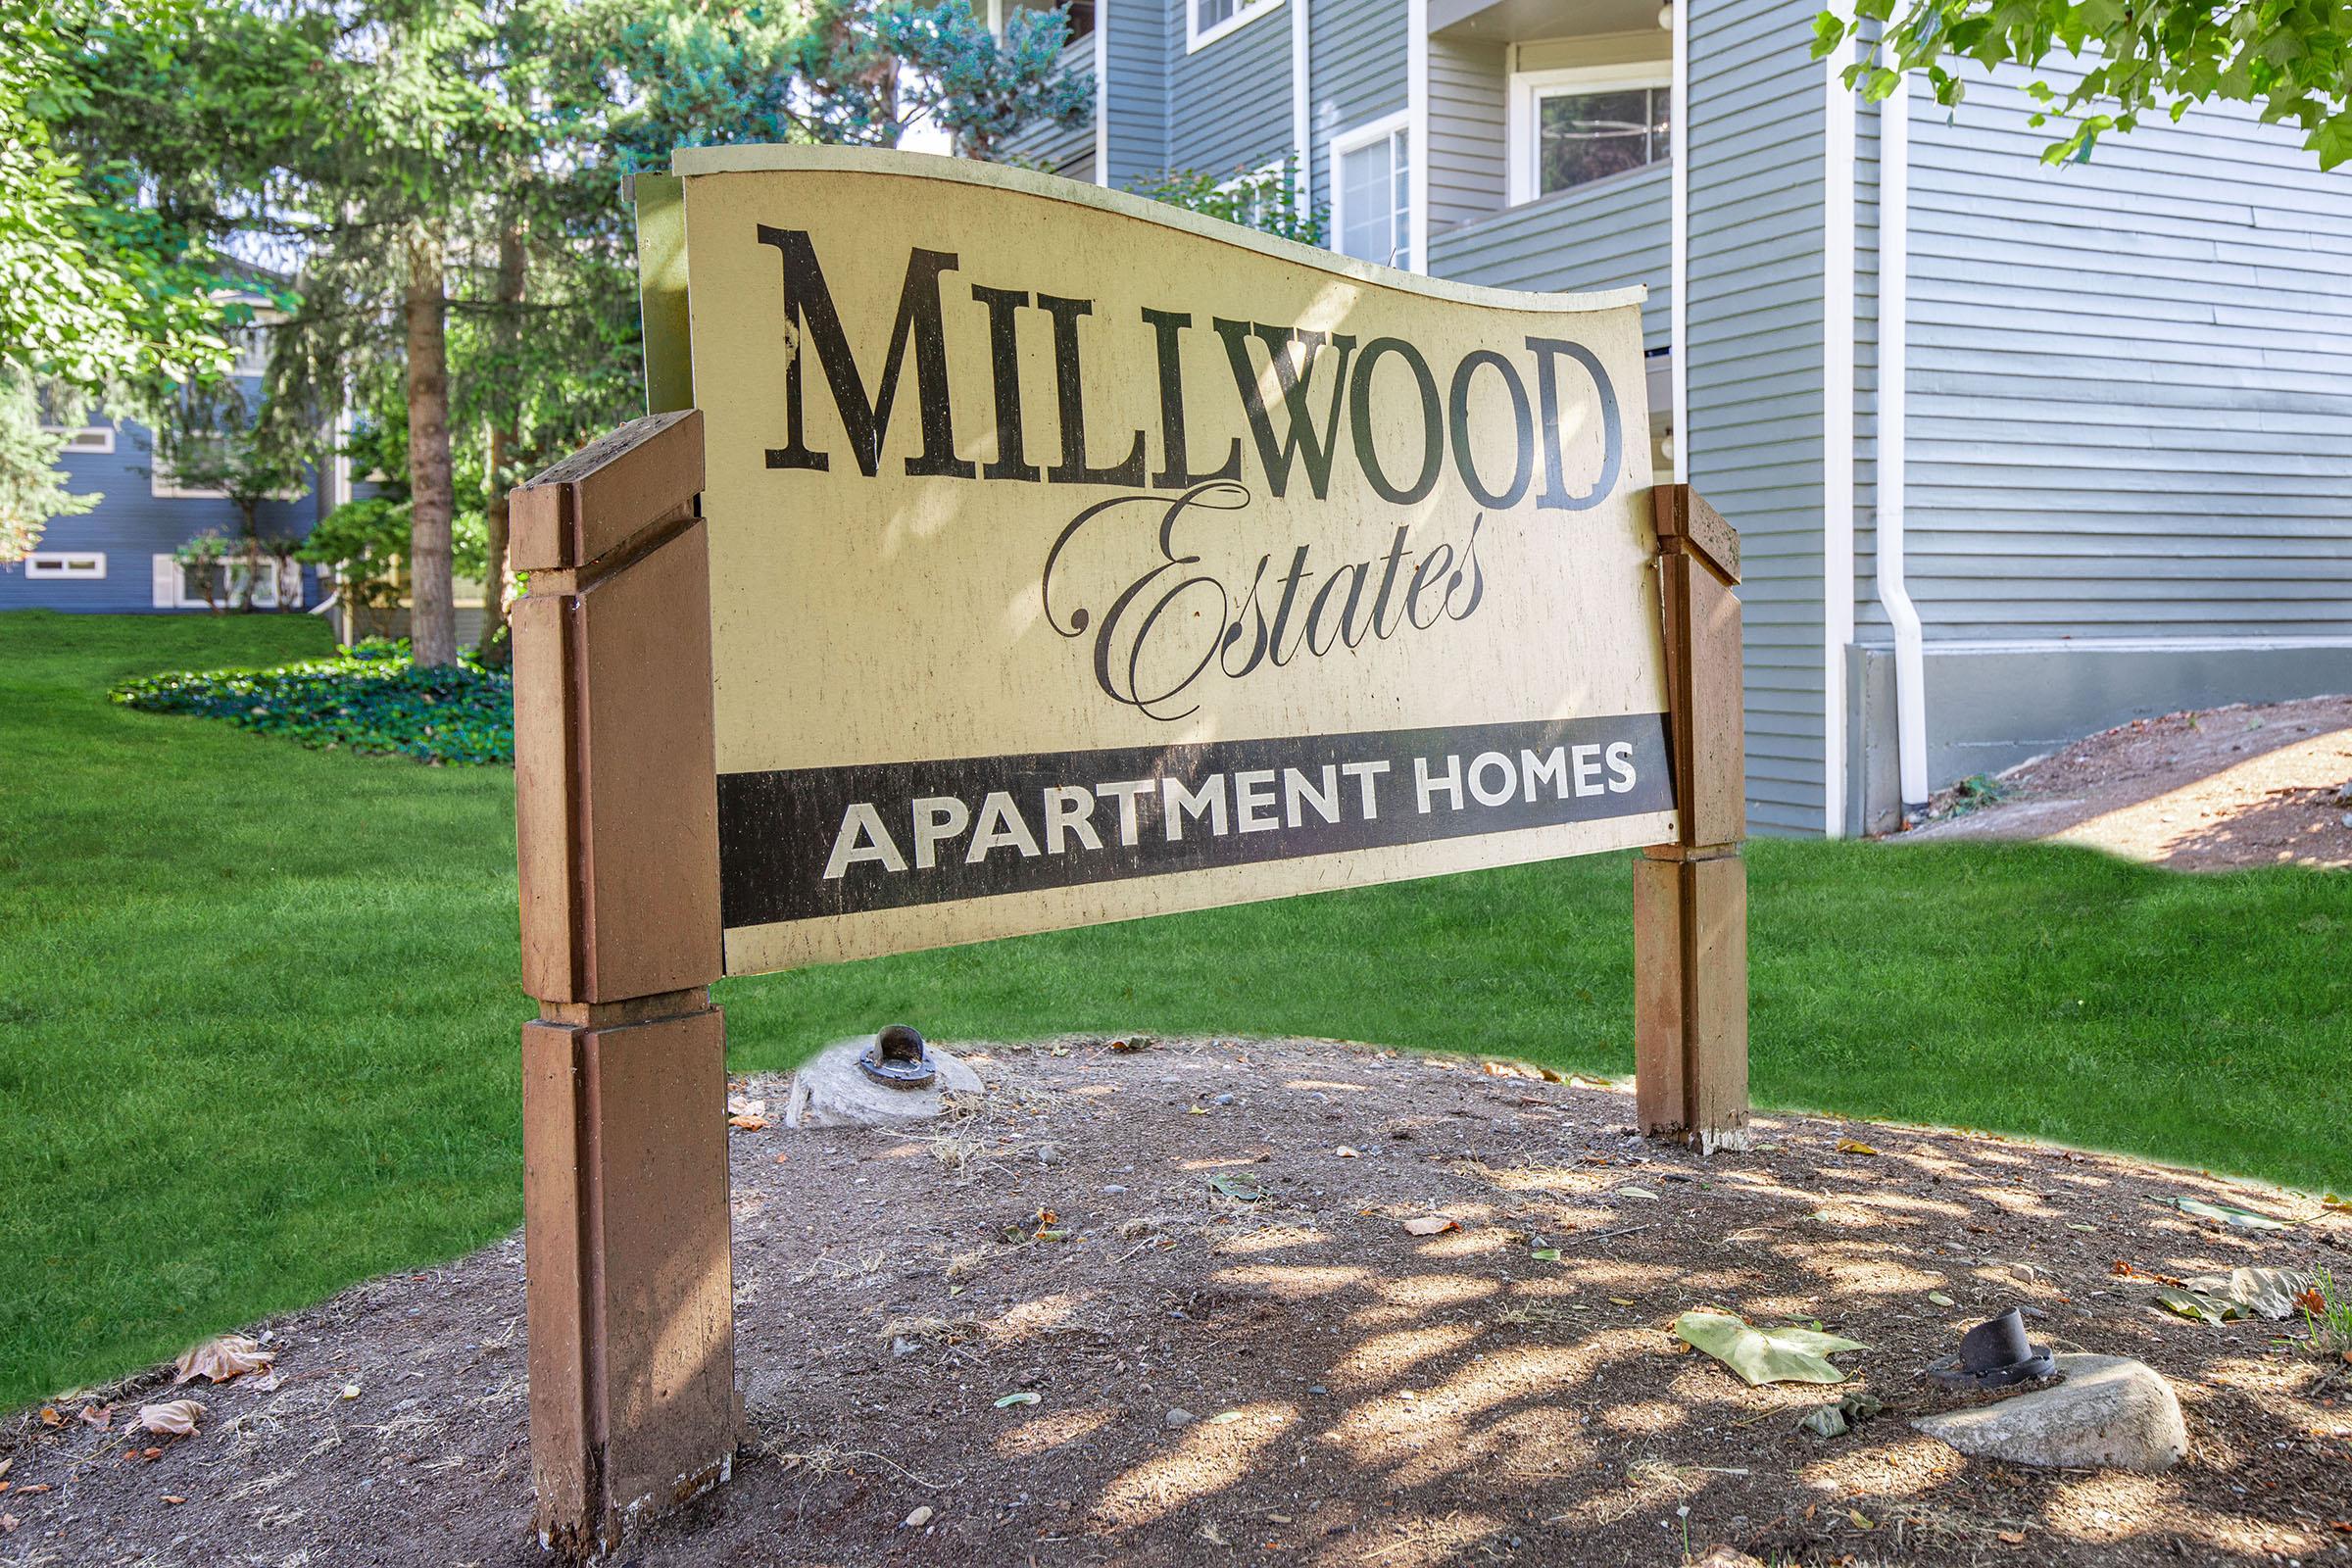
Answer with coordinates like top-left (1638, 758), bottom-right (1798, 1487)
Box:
top-left (1845, 639), bottom-right (2352, 835)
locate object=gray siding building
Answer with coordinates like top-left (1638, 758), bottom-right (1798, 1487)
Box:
top-left (999, 0), bottom-right (2352, 836)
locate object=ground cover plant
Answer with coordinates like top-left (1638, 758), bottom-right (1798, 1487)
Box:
top-left (3, 609), bottom-right (2348, 1411)
top-left (110, 637), bottom-right (513, 764)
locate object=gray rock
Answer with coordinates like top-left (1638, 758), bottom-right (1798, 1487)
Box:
top-left (1911, 1354), bottom-right (2184, 1472)
top-left (1034, 1143), bottom-right (1063, 1166)
top-left (1164, 1408), bottom-right (1195, 1429)
top-left (783, 1037), bottom-right (985, 1128)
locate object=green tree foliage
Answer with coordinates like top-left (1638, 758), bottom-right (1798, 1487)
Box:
top-left (0, 373), bottom-right (97, 562)
top-left (0, 0), bottom-right (250, 561)
top-left (1817, 0), bottom-right (2352, 169)
top-left (1127, 157), bottom-right (1329, 246)
top-left (55, 0), bottom-right (1087, 650)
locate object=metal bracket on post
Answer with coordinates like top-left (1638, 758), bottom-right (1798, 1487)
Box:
top-left (510, 409), bottom-right (742, 1556)
top-left (1636, 484), bottom-right (1751, 1151)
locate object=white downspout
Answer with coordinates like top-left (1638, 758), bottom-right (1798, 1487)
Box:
top-left (1669, 0), bottom-right (1688, 483)
top-left (1407, 0), bottom-right (1429, 270)
top-left (1877, 71), bottom-right (1930, 823)
top-left (1822, 27), bottom-right (1856, 838)
top-left (1093, 0), bottom-right (1110, 185)
top-left (1292, 0), bottom-right (1310, 212)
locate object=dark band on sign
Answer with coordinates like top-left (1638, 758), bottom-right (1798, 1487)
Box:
top-left (717, 713), bottom-right (1671, 931)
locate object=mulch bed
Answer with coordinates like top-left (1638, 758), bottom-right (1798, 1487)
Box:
top-left (1908, 693), bottom-right (2352, 869)
top-left (6, 1036), bottom-right (2348, 1566)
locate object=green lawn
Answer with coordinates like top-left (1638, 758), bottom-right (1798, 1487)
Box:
top-left (3, 609), bottom-right (2347, 1411)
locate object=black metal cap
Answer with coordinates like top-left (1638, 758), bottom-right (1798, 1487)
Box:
top-left (1927, 1307), bottom-right (2056, 1390)
top-left (858, 1024), bottom-right (937, 1090)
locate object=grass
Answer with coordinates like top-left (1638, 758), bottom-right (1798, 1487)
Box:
top-left (3, 608), bottom-right (2348, 1410)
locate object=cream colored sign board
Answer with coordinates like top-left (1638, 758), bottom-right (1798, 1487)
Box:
top-left (670, 148), bottom-right (1675, 974)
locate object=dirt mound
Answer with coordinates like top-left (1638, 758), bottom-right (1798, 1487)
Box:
top-left (5, 1037), bottom-right (2347, 1566)
top-left (1907, 694), bottom-right (2352, 869)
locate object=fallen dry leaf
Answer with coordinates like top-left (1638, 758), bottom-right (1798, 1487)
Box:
top-left (0, 1513), bottom-right (16, 1535)
top-left (1402, 1216), bottom-right (1459, 1237)
top-left (163, 1494), bottom-right (187, 1505)
top-left (140, 1447), bottom-right (163, 1461)
top-left (727, 1114), bottom-right (769, 1131)
top-left (15, 1485), bottom-right (50, 1496)
top-left (173, 1334), bottom-right (273, 1386)
top-left (36, 1407), bottom-right (60, 1428)
top-left (76, 1402), bottom-right (112, 1429)
top-left (131, 1400), bottom-right (205, 1438)
top-left (1836, 1138), bottom-right (1881, 1156)
top-left (1334, 1146), bottom-right (1361, 1158)
top-left (1998, 1529), bottom-right (2028, 1544)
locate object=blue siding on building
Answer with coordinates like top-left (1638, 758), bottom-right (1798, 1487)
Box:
top-left (0, 411), bottom-right (322, 615)
top-left (1427, 161), bottom-right (1671, 352)
top-left (1167, 1), bottom-right (1295, 175)
top-left (1307, 0), bottom-right (1408, 214)
top-left (1686, 0), bottom-right (1829, 835)
top-left (1102, 0), bottom-right (1168, 187)
top-left (1426, 32), bottom-right (1507, 234)
top-left (1892, 65), bottom-right (2352, 643)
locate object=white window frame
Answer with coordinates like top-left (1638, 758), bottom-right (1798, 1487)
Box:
top-left (1329, 111), bottom-right (1414, 271)
top-left (40, 423), bottom-right (115, 455)
top-left (24, 551), bottom-right (108, 580)
top-left (1507, 61), bottom-right (1672, 207)
top-left (150, 459), bottom-right (231, 501)
top-left (164, 553), bottom-right (283, 611)
top-left (1187, 0), bottom-right (1283, 54)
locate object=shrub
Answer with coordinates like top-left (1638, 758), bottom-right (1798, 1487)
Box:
top-left (110, 641), bottom-right (513, 764)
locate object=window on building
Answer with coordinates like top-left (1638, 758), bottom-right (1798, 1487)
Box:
top-left (173, 557), bottom-right (281, 610)
top-left (38, 422), bottom-right (115, 455)
top-left (1509, 66), bottom-right (1671, 204)
top-left (231, 324), bottom-right (271, 378)
top-left (24, 552), bottom-right (107, 580)
top-left (1187, 0), bottom-right (1281, 52)
top-left (1334, 120), bottom-right (1411, 270)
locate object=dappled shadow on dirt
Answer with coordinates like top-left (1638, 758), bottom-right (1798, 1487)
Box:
top-left (6, 1038), bottom-right (2348, 1567)
top-left (1908, 695), bottom-right (2352, 870)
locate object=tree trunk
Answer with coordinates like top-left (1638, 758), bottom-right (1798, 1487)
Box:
top-left (404, 222), bottom-right (458, 668)
top-left (476, 220), bottom-right (526, 667)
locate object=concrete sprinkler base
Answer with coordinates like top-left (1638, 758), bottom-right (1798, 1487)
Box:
top-left (1911, 1353), bottom-right (2187, 1473)
top-left (783, 1036), bottom-right (984, 1129)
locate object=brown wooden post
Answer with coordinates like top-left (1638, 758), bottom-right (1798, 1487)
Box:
top-left (1636, 485), bottom-right (1750, 1150)
top-left (509, 409), bottom-right (741, 1555)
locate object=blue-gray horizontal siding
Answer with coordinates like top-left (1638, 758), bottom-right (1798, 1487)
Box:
top-left (1427, 33), bottom-right (1506, 232)
top-left (1308, 0), bottom-right (1408, 214)
top-left (1900, 64), bottom-right (2352, 642)
top-left (0, 412), bottom-right (319, 615)
top-left (1000, 33), bottom-right (1097, 178)
top-left (1168, 0), bottom-right (1295, 175)
top-left (1102, 0), bottom-right (1167, 188)
top-left (1426, 162), bottom-right (1671, 353)
top-left (1687, 0), bottom-right (1829, 835)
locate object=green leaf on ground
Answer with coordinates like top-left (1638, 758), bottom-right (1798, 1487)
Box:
top-left (1207, 1175), bottom-right (1265, 1201)
top-left (2176, 1197), bottom-right (2291, 1231)
top-left (2156, 1286), bottom-right (2232, 1325)
top-left (1674, 1310), bottom-right (1867, 1386)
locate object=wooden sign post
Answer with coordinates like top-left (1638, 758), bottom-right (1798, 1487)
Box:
top-left (511, 150), bottom-right (1746, 1552)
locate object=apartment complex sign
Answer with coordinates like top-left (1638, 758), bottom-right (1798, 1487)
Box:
top-left (669, 148), bottom-right (1675, 974)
